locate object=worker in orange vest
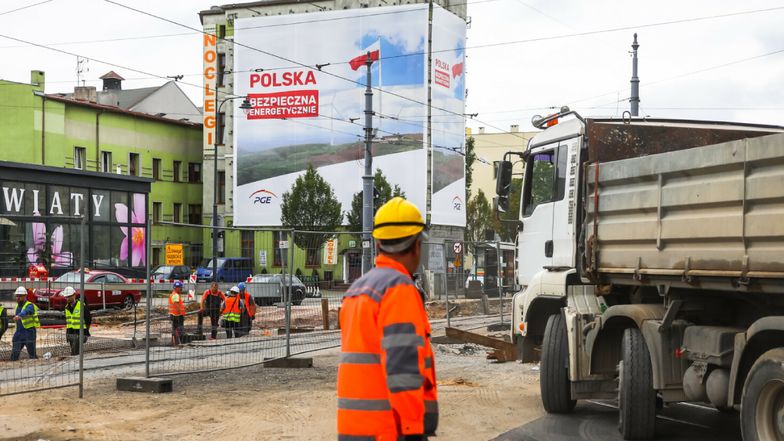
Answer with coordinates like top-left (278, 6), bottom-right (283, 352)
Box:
top-left (337, 197), bottom-right (438, 441)
top-left (222, 286), bottom-right (241, 339)
top-left (168, 281), bottom-right (186, 345)
top-left (234, 282), bottom-right (256, 337)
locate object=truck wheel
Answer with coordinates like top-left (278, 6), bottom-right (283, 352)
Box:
top-left (740, 348), bottom-right (784, 441)
top-left (619, 328), bottom-right (655, 440)
top-left (540, 313), bottom-right (576, 413)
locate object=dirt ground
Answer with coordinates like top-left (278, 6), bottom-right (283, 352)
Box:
top-left (0, 342), bottom-right (544, 441)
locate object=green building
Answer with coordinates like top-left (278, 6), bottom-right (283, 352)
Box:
top-left (0, 70), bottom-right (203, 273)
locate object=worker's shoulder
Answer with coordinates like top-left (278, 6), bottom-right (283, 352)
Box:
top-left (345, 267), bottom-right (414, 301)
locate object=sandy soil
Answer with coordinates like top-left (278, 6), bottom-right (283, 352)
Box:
top-left (0, 343), bottom-right (544, 441)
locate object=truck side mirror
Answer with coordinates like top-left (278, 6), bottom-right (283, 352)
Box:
top-left (495, 161), bottom-right (513, 197)
top-left (493, 195), bottom-right (509, 213)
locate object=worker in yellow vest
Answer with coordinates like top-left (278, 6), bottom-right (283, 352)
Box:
top-left (169, 281), bottom-right (186, 345)
top-left (63, 287), bottom-right (92, 356)
top-left (11, 286), bottom-right (40, 361)
top-left (221, 286), bottom-right (241, 338)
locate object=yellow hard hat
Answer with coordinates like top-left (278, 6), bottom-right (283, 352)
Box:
top-left (373, 197), bottom-right (426, 240)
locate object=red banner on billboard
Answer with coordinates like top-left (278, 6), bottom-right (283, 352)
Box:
top-left (435, 69), bottom-right (450, 88)
top-left (246, 90), bottom-right (319, 119)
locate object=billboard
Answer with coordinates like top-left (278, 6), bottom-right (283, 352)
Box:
top-left (233, 5), bottom-right (465, 227)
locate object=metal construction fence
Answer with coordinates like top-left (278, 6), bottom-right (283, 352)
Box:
top-left (0, 225), bottom-right (511, 397)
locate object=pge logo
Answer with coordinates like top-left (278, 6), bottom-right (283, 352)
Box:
top-left (452, 196), bottom-right (463, 211)
top-left (250, 189), bottom-right (277, 205)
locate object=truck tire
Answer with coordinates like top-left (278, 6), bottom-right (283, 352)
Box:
top-left (540, 313), bottom-right (576, 413)
top-left (740, 348), bottom-right (784, 441)
top-left (619, 328), bottom-right (655, 440)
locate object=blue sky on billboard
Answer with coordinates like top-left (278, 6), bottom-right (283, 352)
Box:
top-left (358, 34), bottom-right (425, 87)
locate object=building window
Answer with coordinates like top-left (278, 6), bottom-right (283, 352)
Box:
top-left (217, 53), bottom-right (226, 87)
top-left (306, 248), bottom-right (321, 267)
top-left (153, 202), bottom-right (161, 224)
top-left (217, 171), bottom-right (226, 204)
top-left (173, 161), bottom-right (181, 183)
top-left (152, 158), bottom-right (161, 181)
top-left (241, 230), bottom-right (254, 263)
top-left (217, 112), bottom-right (226, 145)
top-left (74, 147), bottom-right (86, 170)
top-left (188, 204), bottom-right (202, 225)
top-left (152, 248), bottom-right (161, 266)
top-left (100, 151), bottom-right (112, 173)
top-left (173, 203), bottom-right (182, 223)
top-left (129, 153), bottom-right (140, 177)
top-left (273, 231), bottom-right (284, 267)
top-left (188, 163), bottom-right (201, 183)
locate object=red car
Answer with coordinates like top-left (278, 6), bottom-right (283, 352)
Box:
top-left (32, 270), bottom-right (142, 310)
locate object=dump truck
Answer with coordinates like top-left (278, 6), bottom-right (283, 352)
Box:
top-left (494, 108), bottom-right (784, 440)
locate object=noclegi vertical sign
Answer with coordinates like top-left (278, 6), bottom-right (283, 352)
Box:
top-left (231, 5), bottom-right (466, 227)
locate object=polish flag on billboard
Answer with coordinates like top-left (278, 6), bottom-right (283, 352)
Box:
top-left (452, 62), bottom-right (464, 78)
top-left (349, 40), bottom-right (381, 71)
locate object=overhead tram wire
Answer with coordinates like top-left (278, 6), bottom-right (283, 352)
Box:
top-left (0, 0), bottom-right (54, 16)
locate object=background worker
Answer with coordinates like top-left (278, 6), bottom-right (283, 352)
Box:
top-left (11, 286), bottom-right (40, 361)
top-left (169, 281), bottom-right (186, 345)
top-left (337, 197), bottom-right (438, 441)
top-left (198, 282), bottom-right (225, 340)
top-left (235, 282), bottom-right (256, 337)
top-left (221, 286), bottom-right (241, 339)
top-left (63, 286), bottom-right (91, 356)
top-left (0, 300), bottom-right (7, 341)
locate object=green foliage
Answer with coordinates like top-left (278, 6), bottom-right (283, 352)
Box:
top-left (493, 178), bottom-right (523, 242)
top-left (280, 165), bottom-right (343, 249)
top-left (466, 189), bottom-right (493, 244)
top-left (346, 169), bottom-right (405, 233)
top-left (464, 136), bottom-right (476, 195)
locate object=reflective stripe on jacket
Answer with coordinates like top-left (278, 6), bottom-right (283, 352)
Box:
top-left (65, 300), bottom-right (82, 330)
top-left (222, 296), bottom-right (241, 323)
top-left (168, 291), bottom-right (186, 316)
top-left (18, 301), bottom-right (41, 329)
top-left (337, 255), bottom-right (438, 440)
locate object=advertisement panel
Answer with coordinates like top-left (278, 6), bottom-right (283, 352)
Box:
top-left (233, 5), bottom-right (435, 226)
top-left (430, 5), bottom-right (467, 226)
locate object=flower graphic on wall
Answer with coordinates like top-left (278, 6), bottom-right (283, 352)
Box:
top-left (26, 220), bottom-right (74, 268)
top-left (115, 193), bottom-right (146, 266)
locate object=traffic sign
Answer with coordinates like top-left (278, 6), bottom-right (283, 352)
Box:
top-left (453, 242), bottom-right (463, 255)
top-left (454, 255), bottom-right (461, 268)
top-left (189, 274), bottom-right (197, 283)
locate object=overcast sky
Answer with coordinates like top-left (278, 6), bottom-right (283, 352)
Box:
top-left (1, 0), bottom-right (782, 137)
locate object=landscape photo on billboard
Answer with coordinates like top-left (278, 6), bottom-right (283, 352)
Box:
top-left (234, 6), bottom-right (429, 188)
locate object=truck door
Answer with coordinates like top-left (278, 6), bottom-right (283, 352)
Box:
top-left (518, 143), bottom-right (571, 285)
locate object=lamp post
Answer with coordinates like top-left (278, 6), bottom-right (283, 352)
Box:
top-left (212, 95), bottom-right (252, 283)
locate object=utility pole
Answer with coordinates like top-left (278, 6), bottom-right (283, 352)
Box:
top-left (361, 52), bottom-right (375, 275)
top-left (630, 33), bottom-right (640, 117)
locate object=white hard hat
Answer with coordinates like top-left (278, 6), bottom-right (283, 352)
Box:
top-left (62, 286), bottom-right (77, 297)
top-left (14, 286), bottom-right (27, 296)
top-left (229, 286), bottom-right (240, 294)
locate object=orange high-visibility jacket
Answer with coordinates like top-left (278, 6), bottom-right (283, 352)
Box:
top-left (239, 291), bottom-right (256, 317)
top-left (168, 291), bottom-right (185, 316)
top-left (337, 255), bottom-right (438, 440)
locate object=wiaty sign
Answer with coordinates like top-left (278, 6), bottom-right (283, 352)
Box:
top-left (2, 186), bottom-right (107, 217)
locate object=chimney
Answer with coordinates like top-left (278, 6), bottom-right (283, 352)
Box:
top-left (99, 70), bottom-right (125, 91)
top-left (478, 126), bottom-right (485, 134)
top-left (74, 86), bottom-right (97, 103)
top-left (510, 124), bottom-right (519, 133)
top-left (30, 70), bottom-right (45, 92)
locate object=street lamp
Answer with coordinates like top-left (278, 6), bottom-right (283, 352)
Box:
top-left (212, 95), bottom-right (252, 282)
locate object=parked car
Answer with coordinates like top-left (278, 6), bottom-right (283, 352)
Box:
top-left (32, 270), bottom-right (142, 310)
top-left (249, 274), bottom-right (306, 306)
top-left (195, 257), bottom-right (253, 283)
top-left (152, 265), bottom-right (192, 281)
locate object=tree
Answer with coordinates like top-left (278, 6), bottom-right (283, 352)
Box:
top-left (466, 189), bottom-right (494, 245)
top-left (346, 168), bottom-right (405, 233)
top-left (280, 165), bottom-right (343, 254)
top-left (464, 136), bottom-right (476, 195)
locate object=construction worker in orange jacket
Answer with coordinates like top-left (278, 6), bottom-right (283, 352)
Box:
top-left (169, 281), bottom-right (186, 345)
top-left (337, 197), bottom-right (438, 441)
top-left (234, 282), bottom-right (256, 337)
